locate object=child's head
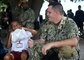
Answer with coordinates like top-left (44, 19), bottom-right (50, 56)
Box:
top-left (11, 20), bottom-right (22, 31)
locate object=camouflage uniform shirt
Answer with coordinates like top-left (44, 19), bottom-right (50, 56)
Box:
top-left (29, 16), bottom-right (80, 60)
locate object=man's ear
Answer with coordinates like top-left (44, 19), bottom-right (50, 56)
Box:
top-left (55, 9), bottom-right (59, 14)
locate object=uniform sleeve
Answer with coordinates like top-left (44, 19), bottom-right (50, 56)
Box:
top-left (65, 19), bottom-right (79, 39)
top-left (30, 9), bottom-right (35, 22)
top-left (26, 9), bottom-right (35, 28)
top-left (27, 9), bottom-right (35, 22)
top-left (39, 22), bottom-right (48, 39)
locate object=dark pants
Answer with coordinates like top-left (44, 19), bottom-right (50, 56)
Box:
top-left (42, 48), bottom-right (59, 60)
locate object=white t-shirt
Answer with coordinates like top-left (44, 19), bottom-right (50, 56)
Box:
top-left (11, 28), bottom-right (32, 52)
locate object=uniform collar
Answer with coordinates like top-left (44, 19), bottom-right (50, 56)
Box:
top-left (58, 16), bottom-right (66, 29)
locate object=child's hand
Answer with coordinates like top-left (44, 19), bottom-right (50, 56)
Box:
top-left (28, 39), bottom-right (34, 48)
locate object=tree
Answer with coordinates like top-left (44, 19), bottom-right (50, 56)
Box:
top-left (29, 0), bottom-right (44, 18)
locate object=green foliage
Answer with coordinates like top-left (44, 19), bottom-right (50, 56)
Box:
top-left (0, 0), bottom-right (8, 4)
top-left (0, 0), bottom-right (7, 12)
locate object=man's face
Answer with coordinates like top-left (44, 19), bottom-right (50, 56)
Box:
top-left (47, 6), bottom-right (57, 22)
top-left (22, 2), bottom-right (28, 9)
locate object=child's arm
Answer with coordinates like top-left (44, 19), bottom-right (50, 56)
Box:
top-left (28, 38), bottom-right (45, 48)
top-left (7, 33), bottom-right (12, 49)
top-left (23, 27), bottom-right (37, 36)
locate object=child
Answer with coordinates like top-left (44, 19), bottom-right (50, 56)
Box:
top-left (4, 20), bottom-right (37, 60)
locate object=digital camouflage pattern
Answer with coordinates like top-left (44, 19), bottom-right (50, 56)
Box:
top-left (29, 16), bottom-right (80, 60)
top-left (19, 8), bottom-right (35, 28)
top-left (13, 7), bottom-right (35, 28)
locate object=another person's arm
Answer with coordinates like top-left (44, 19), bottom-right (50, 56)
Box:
top-left (7, 33), bottom-right (12, 49)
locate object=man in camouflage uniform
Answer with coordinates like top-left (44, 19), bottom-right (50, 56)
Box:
top-left (13, 0), bottom-right (35, 29)
top-left (28, 2), bottom-right (80, 60)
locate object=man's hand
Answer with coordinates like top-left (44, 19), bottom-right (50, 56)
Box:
top-left (42, 42), bottom-right (54, 55)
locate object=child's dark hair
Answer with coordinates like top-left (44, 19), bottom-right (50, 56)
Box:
top-left (10, 20), bottom-right (23, 30)
top-left (11, 20), bottom-right (22, 26)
